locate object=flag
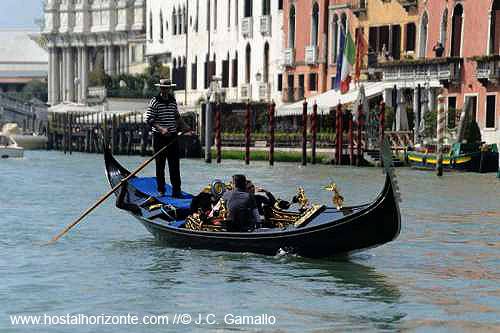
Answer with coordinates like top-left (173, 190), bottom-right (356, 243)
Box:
top-left (334, 27), bottom-right (346, 91)
top-left (354, 29), bottom-right (368, 82)
top-left (340, 28), bottom-right (356, 94)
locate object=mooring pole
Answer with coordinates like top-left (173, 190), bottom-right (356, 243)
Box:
top-left (436, 95), bottom-right (445, 177)
top-left (379, 101), bottom-right (386, 167)
top-left (357, 104), bottom-right (364, 167)
top-left (245, 102), bottom-right (251, 165)
top-left (205, 102), bottom-right (212, 163)
top-left (215, 102), bottom-right (221, 163)
top-left (269, 102), bottom-right (275, 166)
top-left (335, 104), bottom-right (341, 164)
top-left (311, 102), bottom-right (317, 165)
top-left (338, 104), bottom-right (343, 165)
top-left (302, 100), bottom-right (308, 166)
top-left (349, 110), bottom-right (353, 166)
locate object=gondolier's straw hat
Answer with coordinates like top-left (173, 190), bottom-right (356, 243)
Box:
top-left (154, 79), bottom-right (176, 87)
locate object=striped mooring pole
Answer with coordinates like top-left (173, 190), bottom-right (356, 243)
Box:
top-left (436, 95), bottom-right (446, 177)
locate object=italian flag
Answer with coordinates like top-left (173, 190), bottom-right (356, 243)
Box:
top-left (340, 28), bottom-right (356, 94)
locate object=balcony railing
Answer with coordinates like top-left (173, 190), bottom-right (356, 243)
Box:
top-left (258, 83), bottom-right (270, 101)
top-left (241, 17), bottom-right (253, 38)
top-left (351, 0), bottom-right (367, 17)
top-left (284, 48), bottom-right (295, 67)
top-left (380, 57), bottom-right (462, 87)
top-left (240, 84), bottom-right (252, 100)
top-left (473, 56), bottom-right (500, 86)
top-left (305, 46), bottom-right (318, 65)
top-left (260, 15), bottom-right (272, 36)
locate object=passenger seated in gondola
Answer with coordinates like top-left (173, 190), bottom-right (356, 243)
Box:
top-left (245, 180), bottom-right (297, 227)
top-left (223, 174), bottom-right (260, 231)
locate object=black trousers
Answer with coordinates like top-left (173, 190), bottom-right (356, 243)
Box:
top-left (153, 132), bottom-right (181, 194)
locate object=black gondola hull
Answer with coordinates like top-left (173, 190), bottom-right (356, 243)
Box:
top-left (105, 150), bottom-right (401, 258)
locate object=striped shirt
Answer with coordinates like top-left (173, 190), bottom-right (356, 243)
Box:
top-left (145, 95), bottom-right (180, 134)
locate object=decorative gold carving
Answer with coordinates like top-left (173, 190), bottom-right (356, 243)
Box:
top-left (294, 204), bottom-right (326, 227)
top-left (324, 182), bottom-right (344, 210)
top-left (296, 187), bottom-right (311, 210)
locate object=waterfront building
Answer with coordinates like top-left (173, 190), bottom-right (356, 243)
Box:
top-left (146, 0), bottom-right (284, 106)
top-left (42, 0), bottom-right (147, 106)
top-left (0, 29), bottom-right (48, 93)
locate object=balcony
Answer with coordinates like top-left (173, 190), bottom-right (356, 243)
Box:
top-left (397, 0), bottom-right (417, 13)
top-left (241, 17), bottom-right (253, 38)
top-left (240, 84), bottom-right (252, 100)
top-left (260, 15), bottom-right (272, 36)
top-left (472, 55), bottom-right (500, 86)
top-left (305, 46), bottom-right (318, 65)
top-left (380, 57), bottom-right (463, 87)
top-left (284, 48), bottom-right (295, 67)
top-left (351, 0), bottom-right (367, 17)
top-left (258, 83), bottom-right (270, 101)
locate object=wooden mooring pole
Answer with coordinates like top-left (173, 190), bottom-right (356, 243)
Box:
top-left (379, 101), bottom-right (386, 167)
top-left (357, 104), bottom-right (363, 167)
top-left (302, 101), bottom-right (308, 166)
top-left (436, 95), bottom-right (445, 177)
top-left (349, 111), bottom-right (353, 166)
top-left (311, 102), bottom-right (317, 165)
top-left (269, 102), bottom-right (275, 166)
top-left (215, 102), bottom-right (221, 163)
top-left (245, 102), bottom-right (251, 165)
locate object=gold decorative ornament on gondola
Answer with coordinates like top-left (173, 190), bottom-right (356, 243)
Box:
top-left (324, 182), bottom-right (344, 210)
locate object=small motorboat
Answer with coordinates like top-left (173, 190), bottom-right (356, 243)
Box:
top-left (0, 135), bottom-right (24, 158)
top-left (104, 143), bottom-right (402, 258)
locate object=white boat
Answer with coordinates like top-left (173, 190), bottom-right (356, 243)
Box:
top-left (0, 135), bottom-right (24, 158)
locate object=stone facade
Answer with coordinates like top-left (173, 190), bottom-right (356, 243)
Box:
top-left (147, 0), bottom-right (284, 106)
top-left (42, 0), bottom-right (146, 106)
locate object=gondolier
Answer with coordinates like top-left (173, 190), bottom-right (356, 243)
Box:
top-left (146, 79), bottom-right (192, 198)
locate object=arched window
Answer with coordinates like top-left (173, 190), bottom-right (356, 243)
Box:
top-left (183, 5), bottom-right (187, 34)
top-left (159, 11), bottom-right (164, 40)
top-left (149, 11), bottom-right (153, 40)
top-left (440, 8), bottom-right (448, 49)
top-left (244, 0), bottom-right (253, 18)
top-left (450, 4), bottom-right (463, 57)
top-left (289, 5), bottom-right (296, 49)
top-left (264, 42), bottom-right (270, 83)
top-left (311, 3), bottom-right (319, 46)
top-left (262, 0), bottom-right (270, 15)
top-left (232, 52), bottom-right (238, 87)
top-left (332, 14), bottom-right (338, 62)
top-left (419, 11), bottom-right (428, 58)
top-left (178, 6), bottom-right (182, 35)
top-left (245, 44), bottom-right (251, 83)
top-left (173, 8), bottom-right (177, 35)
top-left (490, 0), bottom-right (500, 54)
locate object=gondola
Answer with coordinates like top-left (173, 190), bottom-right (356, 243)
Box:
top-left (104, 143), bottom-right (402, 259)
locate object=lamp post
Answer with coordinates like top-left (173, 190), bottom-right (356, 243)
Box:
top-left (205, 76), bottom-right (222, 163)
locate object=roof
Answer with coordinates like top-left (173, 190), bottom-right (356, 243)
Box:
top-left (277, 80), bottom-right (443, 116)
top-left (0, 29), bottom-right (48, 63)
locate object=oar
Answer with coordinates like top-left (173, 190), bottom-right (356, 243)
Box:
top-left (48, 132), bottom-right (186, 244)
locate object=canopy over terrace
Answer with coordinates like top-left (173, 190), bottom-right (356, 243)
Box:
top-left (277, 80), bottom-right (442, 116)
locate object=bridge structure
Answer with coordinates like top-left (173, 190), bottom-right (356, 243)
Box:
top-left (0, 93), bottom-right (48, 134)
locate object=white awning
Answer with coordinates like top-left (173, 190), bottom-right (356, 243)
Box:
top-left (277, 80), bottom-right (442, 116)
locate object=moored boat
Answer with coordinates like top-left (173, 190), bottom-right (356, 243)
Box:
top-left (406, 143), bottom-right (499, 173)
top-left (0, 135), bottom-right (24, 158)
top-left (104, 144), bottom-right (402, 258)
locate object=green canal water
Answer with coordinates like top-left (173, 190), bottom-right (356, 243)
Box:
top-left (1, 151), bottom-right (499, 332)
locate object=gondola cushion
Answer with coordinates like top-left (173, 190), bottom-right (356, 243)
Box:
top-left (129, 177), bottom-right (193, 210)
